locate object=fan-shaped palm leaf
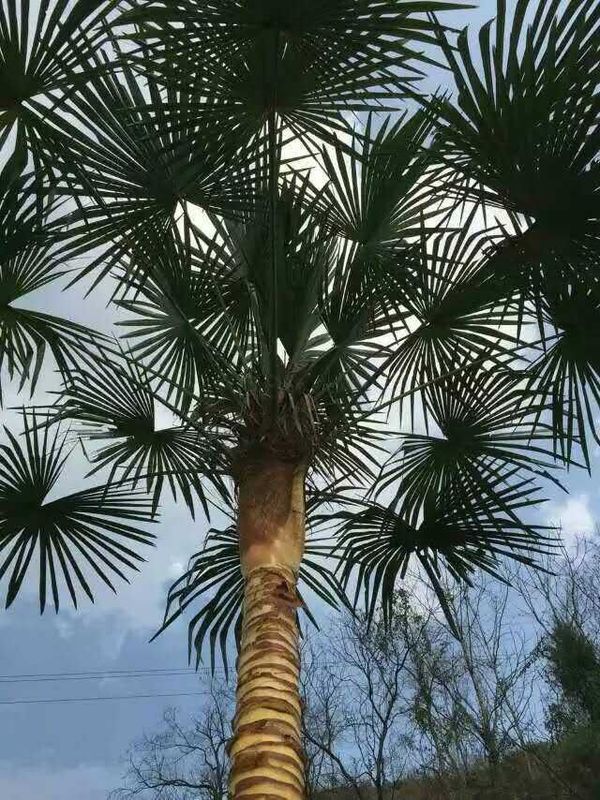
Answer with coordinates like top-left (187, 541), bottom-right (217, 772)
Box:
top-left (50, 60), bottom-right (258, 279)
top-left (55, 345), bottom-right (231, 517)
top-left (0, 0), bottom-right (112, 180)
top-left (0, 414), bottom-right (156, 611)
top-left (119, 0), bottom-right (468, 142)
top-left (432, 0), bottom-right (600, 288)
top-left (197, 180), bottom-right (335, 378)
top-left (299, 111), bottom-right (443, 395)
top-left (384, 219), bottom-right (521, 415)
top-left (528, 284), bottom-right (600, 467)
top-left (379, 366), bottom-right (566, 526)
top-left (115, 222), bottom-right (241, 413)
top-left (334, 472), bottom-right (554, 633)
top-left (320, 109), bottom-right (441, 250)
top-left (0, 170), bottom-right (105, 398)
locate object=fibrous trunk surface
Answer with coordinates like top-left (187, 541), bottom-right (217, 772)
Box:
top-left (229, 565), bottom-right (304, 799)
top-left (229, 458), bottom-right (306, 800)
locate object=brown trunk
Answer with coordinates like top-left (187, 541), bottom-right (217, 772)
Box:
top-left (229, 458), bottom-right (306, 800)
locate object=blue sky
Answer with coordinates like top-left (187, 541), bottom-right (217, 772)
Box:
top-left (1, 1), bottom-right (599, 798)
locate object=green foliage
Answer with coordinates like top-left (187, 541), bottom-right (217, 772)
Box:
top-left (0, 0), bottom-right (115, 181)
top-left (0, 414), bottom-right (156, 611)
top-left (0, 0), bottom-right (598, 668)
top-left (430, 0), bottom-right (600, 459)
top-left (52, 59), bottom-right (258, 276)
top-left (118, 0), bottom-right (468, 138)
top-left (379, 366), bottom-right (564, 527)
top-left (432, 0), bottom-right (600, 267)
top-left (0, 169), bottom-right (104, 399)
top-left (54, 344), bottom-right (231, 517)
top-left (528, 285), bottom-right (600, 467)
top-left (545, 621), bottom-right (600, 737)
top-left (333, 473), bottom-right (555, 634)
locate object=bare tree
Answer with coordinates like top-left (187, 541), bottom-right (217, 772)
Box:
top-left (301, 593), bottom-right (430, 800)
top-left (109, 683), bottom-right (233, 800)
top-left (301, 639), bottom-right (363, 800)
top-left (405, 576), bottom-right (540, 795)
top-left (514, 537), bottom-right (600, 642)
top-left (512, 538), bottom-right (600, 741)
top-left (110, 553), bottom-right (600, 800)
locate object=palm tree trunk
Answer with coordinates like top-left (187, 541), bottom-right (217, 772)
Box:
top-left (228, 457), bottom-right (306, 800)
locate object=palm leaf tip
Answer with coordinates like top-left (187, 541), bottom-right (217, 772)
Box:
top-left (0, 415), bottom-right (157, 613)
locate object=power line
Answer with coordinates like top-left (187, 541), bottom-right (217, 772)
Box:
top-left (0, 662), bottom-right (343, 707)
top-left (0, 691), bottom-right (210, 707)
top-left (0, 661), bottom-right (339, 685)
top-left (0, 669), bottom-right (213, 686)
top-left (0, 666), bottom-right (224, 683)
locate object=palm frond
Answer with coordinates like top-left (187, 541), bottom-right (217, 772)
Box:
top-left (48, 60), bottom-right (259, 279)
top-left (115, 222), bottom-right (240, 413)
top-left (119, 0), bottom-right (469, 141)
top-left (0, 414), bottom-right (156, 612)
top-left (432, 0), bottom-right (600, 285)
top-left (205, 179), bottom-right (335, 380)
top-left (54, 345), bottom-right (231, 517)
top-left (0, 170), bottom-right (106, 399)
top-left (155, 524), bottom-right (347, 674)
top-left (0, 0), bottom-right (113, 180)
top-left (528, 284), bottom-right (600, 468)
top-left (333, 472), bottom-right (555, 633)
top-left (320, 109), bottom-right (442, 250)
top-left (379, 366), bottom-right (566, 526)
top-left (384, 219), bottom-right (521, 417)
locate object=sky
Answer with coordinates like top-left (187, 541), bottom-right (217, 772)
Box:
top-left (1, 2), bottom-right (599, 799)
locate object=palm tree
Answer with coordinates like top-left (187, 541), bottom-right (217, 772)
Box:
top-left (1, 0), bottom-right (599, 797)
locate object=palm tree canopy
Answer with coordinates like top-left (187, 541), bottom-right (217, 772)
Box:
top-left (0, 0), bottom-right (599, 665)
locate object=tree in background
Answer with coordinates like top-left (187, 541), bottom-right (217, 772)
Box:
top-left (545, 621), bottom-right (600, 740)
top-left (109, 683), bottom-right (232, 800)
top-left (1, 2), bottom-right (600, 797)
top-left (513, 538), bottom-right (600, 738)
top-left (301, 592), bottom-right (428, 800)
top-left (406, 578), bottom-right (539, 796)
top-left (112, 566), bottom-right (598, 800)
top-left (509, 538), bottom-right (600, 796)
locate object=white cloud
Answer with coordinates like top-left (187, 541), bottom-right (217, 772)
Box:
top-left (0, 762), bottom-right (120, 800)
top-left (168, 560), bottom-right (185, 578)
top-left (546, 493), bottom-right (595, 547)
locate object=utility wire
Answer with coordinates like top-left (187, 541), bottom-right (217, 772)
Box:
top-left (0, 667), bottom-right (213, 684)
top-left (0, 691), bottom-right (210, 707)
top-left (0, 673), bottom-right (199, 684)
top-left (0, 661), bottom-right (339, 685)
top-left (0, 660), bottom-right (343, 708)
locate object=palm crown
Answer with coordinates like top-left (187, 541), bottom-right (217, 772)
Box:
top-left (1, 1), bottom-right (599, 795)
